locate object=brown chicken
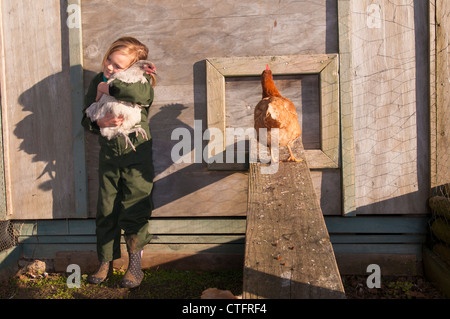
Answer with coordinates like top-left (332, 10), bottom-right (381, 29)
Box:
top-left (254, 65), bottom-right (302, 162)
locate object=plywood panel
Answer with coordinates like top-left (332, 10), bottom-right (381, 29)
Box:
top-left (436, 0), bottom-right (450, 188)
top-left (0, 0), bottom-right (76, 219)
top-left (81, 0), bottom-right (339, 217)
top-left (350, 0), bottom-right (430, 214)
top-left (225, 75), bottom-right (321, 150)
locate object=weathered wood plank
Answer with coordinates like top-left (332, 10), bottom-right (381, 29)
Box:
top-left (243, 141), bottom-right (345, 299)
top-left (350, 0), bottom-right (430, 214)
top-left (337, 0), bottom-right (356, 216)
top-left (68, 0), bottom-right (89, 218)
top-left (436, 0), bottom-right (450, 188)
top-left (0, 0), bottom-right (76, 219)
top-left (320, 53), bottom-right (340, 166)
top-left (206, 60), bottom-right (226, 141)
top-left (430, 0), bottom-right (437, 189)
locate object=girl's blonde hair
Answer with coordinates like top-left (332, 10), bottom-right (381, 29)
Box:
top-left (102, 36), bottom-right (156, 86)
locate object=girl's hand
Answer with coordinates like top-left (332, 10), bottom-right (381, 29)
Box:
top-left (97, 112), bottom-right (124, 128)
top-left (96, 82), bottom-right (110, 102)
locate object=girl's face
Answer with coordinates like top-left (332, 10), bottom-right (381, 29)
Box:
top-left (103, 51), bottom-right (134, 79)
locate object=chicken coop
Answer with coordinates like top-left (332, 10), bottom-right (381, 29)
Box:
top-left (0, 0), bottom-right (449, 294)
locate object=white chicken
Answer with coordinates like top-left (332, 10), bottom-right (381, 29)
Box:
top-left (85, 60), bottom-right (155, 151)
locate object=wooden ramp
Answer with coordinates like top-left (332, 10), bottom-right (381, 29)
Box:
top-left (243, 140), bottom-right (346, 299)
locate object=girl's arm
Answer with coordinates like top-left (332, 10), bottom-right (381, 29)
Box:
top-left (97, 112), bottom-right (124, 128)
top-left (108, 73), bottom-right (154, 106)
top-left (82, 74), bottom-right (103, 134)
top-left (82, 73), bottom-right (125, 133)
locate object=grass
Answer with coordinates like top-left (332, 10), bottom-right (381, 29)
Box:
top-left (1, 267), bottom-right (445, 299)
top-left (0, 268), bottom-right (243, 299)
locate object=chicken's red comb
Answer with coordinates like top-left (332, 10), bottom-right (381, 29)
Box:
top-left (266, 64), bottom-right (270, 70)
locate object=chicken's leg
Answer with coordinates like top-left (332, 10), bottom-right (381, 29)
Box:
top-left (122, 126), bottom-right (149, 152)
top-left (285, 144), bottom-right (303, 162)
top-left (123, 134), bottom-right (137, 152)
top-left (129, 126), bottom-right (148, 141)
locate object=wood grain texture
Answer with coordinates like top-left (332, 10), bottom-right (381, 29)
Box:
top-left (337, 0), bottom-right (356, 216)
top-left (225, 74), bottom-right (321, 149)
top-left (436, 0), bottom-right (450, 188)
top-left (243, 141), bottom-right (345, 299)
top-left (430, 0), bottom-right (437, 189)
top-left (80, 0), bottom-right (339, 217)
top-left (350, 0), bottom-right (430, 214)
top-left (0, 0), bottom-right (76, 219)
top-left (68, 0), bottom-right (89, 218)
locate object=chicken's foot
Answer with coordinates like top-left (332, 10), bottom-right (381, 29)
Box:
top-left (129, 126), bottom-right (148, 141)
top-left (122, 126), bottom-right (149, 152)
top-left (123, 134), bottom-right (137, 152)
top-left (284, 145), bottom-right (303, 162)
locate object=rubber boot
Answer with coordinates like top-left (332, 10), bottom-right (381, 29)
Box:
top-left (120, 250), bottom-right (144, 288)
top-left (87, 261), bottom-right (112, 284)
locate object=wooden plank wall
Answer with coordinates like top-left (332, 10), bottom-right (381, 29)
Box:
top-left (0, 0), bottom-right (77, 219)
top-left (345, 0), bottom-right (430, 215)
top-left (14, 216), bottom-right (428, 275)
top-left (80, 0), bottom-right (339, 218)
top-left (0, 1), bottom-right (434, 221)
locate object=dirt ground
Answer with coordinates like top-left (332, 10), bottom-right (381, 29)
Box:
top-left (342, 275), bottom-right (445, 299)
top-left (0, 266), bottom-right (446, 299)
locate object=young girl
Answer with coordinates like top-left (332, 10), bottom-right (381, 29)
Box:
top-left (82, 37), bottom-right (156, 288)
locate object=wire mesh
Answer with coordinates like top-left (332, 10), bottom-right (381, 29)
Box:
top-left (429, 184), bottom-right (450, 268)
top-left (0, 220), bottom-right (18, 253)
top-left (428, 52), bottom-right (450, 267)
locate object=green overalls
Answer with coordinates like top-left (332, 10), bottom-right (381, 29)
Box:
top-left (82, 72), bottom-right (155, 262)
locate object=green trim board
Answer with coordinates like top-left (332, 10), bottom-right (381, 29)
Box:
top-left (15, 218), bottom-right (247, 236)
top-left (13, 216), bottom-right (428, 237)
top-left (17, 234), bottom-right (425, 246)
top-left (12, 216), bottom-right (428, 260)
top-left (0, 245), bottom-right (22, 281)
top-left (12, 217), bottom-right (428, 276)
